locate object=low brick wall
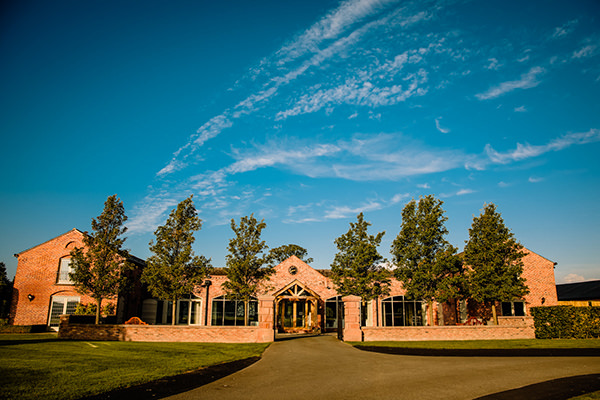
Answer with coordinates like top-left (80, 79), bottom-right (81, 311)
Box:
top-left (361, 323), bottom-right (535, 341)
top-left (58, 316), bottom-right (274, 343)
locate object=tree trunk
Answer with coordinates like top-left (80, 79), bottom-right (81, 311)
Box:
top-left (172, 300), bottom-right (177, 325)
top-left (244, 300), bottom-right (249, 326)
top-left (492, 303), bottom-right (498, 325)
top-left (95, 298), bottom-right (102, 325)
top-left (428, 299), bottom-right (434, 326)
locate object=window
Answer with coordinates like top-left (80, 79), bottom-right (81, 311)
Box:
top-left (382, 296), bottom-right (424, 326)
top-left (325, 296), bottom-right (342, 329)
top-left (177, 298), bottom-right (202, 325)
top-left (211, 296), bottom-right (258, 326)
top-left (501, 301), bottom-right (525, 316)
top-left (57, 257), bottom-right (74, 284)
top-left (48, 296), bottom-right (80, 328)
top-left (144, 298), bottom-right (202, 325)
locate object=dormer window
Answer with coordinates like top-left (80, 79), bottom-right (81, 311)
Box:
top-left (57, 257), bottom-right (74, 284)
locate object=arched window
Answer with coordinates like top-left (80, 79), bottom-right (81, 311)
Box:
top-left (211, 296), bottom-right (258, 326)
top-left (382, 296), bottom-right (424, 326)
top-left (57, 257), bottom-right (74, 284)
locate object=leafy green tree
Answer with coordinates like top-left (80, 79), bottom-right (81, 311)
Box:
top-left (0, 262), bottom-right (12, 320)
top-left (391, 195), bottom-right (464, 326)
top-left (141, 196), bottom-right (212, 325)
top-left (223, 214), bottom-right (274, 325)
top-left (331, 213), bottom-right (390, 309)
top-left (268, 244), bottom-right (314, 265)
top-left (464, 203), bottom-right (529, 324)
top-left (70, 195), bottom-right (131, 324)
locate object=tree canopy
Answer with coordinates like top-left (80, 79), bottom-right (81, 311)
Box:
top-left (224, 214), bottom-right (274, 324)
top-left (0, 262), bottom-right (12, 319)
top-left (331, 212), bottom-right (390, 302)
top-left (464, 203), bottom-right (529, 323)
top-left (268, 244), bottom-right (313, 265)
top-left (70, 195), bottom-right (131, 324)
top-left (390, 195), bottom-right (464, 325)
top-left (141, 195), bottom-right (212, 325)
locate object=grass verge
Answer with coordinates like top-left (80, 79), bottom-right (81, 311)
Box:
top-left (0, 333), bottom-right (269, 400)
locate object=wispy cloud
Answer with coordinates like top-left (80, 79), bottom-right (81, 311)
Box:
top-left (552, 19), bottom-right (578, 39)
top-left (514, 105), bottom-right (527, 112)
top-left (476, 66), bottom-right (545, 100)
top-left (485, 57), bottom-right (502, 70)
top-left (435, 117), bottom-right (450, 133)
top-left (286, 192), bottom-right (409, 223)
top-left (486, 129), bottom-right (600, 164)
top-left (572, 44), bottom-right (598, 59)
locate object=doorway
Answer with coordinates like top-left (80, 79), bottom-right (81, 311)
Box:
top-left (274, 281), bottom-right (320, 333)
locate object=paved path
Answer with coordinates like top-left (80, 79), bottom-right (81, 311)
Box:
top-left (167, 335), bottom-right (600, 400)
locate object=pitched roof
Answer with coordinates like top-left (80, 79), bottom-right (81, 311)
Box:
top-left (556, 280), bottom-right (600, 301)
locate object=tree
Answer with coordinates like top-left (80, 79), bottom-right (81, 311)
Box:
top-left (223, 214), bottom-right (274, 325)
top-left (331, 213), bottom-right (390, 309)
top-left (141, 196), bottom-right (212, 325)
top-left (70, 195), bottom-right (131, 324)
top-left (463, 203), bottom-right (529, 324)
top-left (0, 262), bottom-right (12, 320)
top-left (391, 195), bottom-right (464, 326)
top-left (268, 244), bottom-right (314, 265)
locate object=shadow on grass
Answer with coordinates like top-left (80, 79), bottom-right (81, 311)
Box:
top-left (80, 356), bottom-right (261, 400)
top-left (0, 338), bottom-right (64, 346)
top-left (353, 346), bottom-right (600, 357)
top-left (474, 374), bottom-right (600, 400)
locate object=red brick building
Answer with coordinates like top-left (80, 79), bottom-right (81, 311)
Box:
top-left (10, 229), bottom-right (145, 329)
top-left (11, 229), bottom-right (558, 332)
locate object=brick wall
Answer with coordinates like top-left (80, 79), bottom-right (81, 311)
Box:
top-left (521, 249), bottom-right (558, 308)
top-left (58, 314), bottom-right (275, 343)
top-left (10, 229), bottom-right (102, 326)
top-left (361, 321), bottom-right (535, 341)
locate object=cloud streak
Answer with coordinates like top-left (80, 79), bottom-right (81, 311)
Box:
top-left (485, 129), bottom-right (600, 164)
top-left (476, 66), bottom-right (545, 100)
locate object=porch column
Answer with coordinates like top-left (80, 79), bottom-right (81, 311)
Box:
top-left (342, 295), bottom-right (362, 342)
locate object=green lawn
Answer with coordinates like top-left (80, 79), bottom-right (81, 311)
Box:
top-left (0, 333), bottom-right (269, 400)
top-left (350, 338), bottom-right (600, 349)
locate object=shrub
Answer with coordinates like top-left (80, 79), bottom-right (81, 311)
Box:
top-left (531, 306), bottom-right (600, 339)
top-left (74, 303), bottom-right (116, 316)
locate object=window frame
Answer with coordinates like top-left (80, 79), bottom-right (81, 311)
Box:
top-left (48, 295), bottom-right (80, 328)
top-left (501, 301), bottom-right (526, 317)
top-left (211, 296), bottom-right (258, 326)
top-left (382, 296), bottom-right (424, 327)
top-left (57, 257), bottom-right (74, 285)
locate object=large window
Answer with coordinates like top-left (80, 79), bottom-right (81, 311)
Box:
top-left (501, 301), bottom-right (525, 317)
top-left (382, 296), bottom-right (424, 326)
top-left (177, 298), bottom-right (202, 325)
top-left (325, 296), bottom-right (342, 329)
top-left (211, 296), bottom-right (258, 326)
top-left (57, 257), bottom-right (74, 284)
top-left (48, 296), bottom-right (80, 328)
top-left (142, 297), bottom-right (202, 325)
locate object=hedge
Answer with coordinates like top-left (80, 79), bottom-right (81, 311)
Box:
top-left (530, 306), bottom-right (600, 339)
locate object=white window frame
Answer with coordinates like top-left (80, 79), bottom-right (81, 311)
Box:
top-left (57, 257), bottom-right (74, 284)
top-left (177, 298), bottom-right (203, 325)
top-left (48, 296), bottom-right (80, 329)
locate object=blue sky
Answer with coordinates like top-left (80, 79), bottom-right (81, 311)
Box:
top-left (1, 0), bottom-right (599, 284)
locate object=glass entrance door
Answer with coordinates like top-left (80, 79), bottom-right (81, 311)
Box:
top-left (278, 299), bottom-right (312, 331)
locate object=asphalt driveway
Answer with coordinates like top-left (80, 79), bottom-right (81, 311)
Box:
top-left (165, 335), bottom-right (600, 400)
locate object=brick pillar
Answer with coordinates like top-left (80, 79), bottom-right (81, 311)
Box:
top-left (342, 295), bottom-right (362, 342)
top-left (258, 295), bottom-right (275, 342)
